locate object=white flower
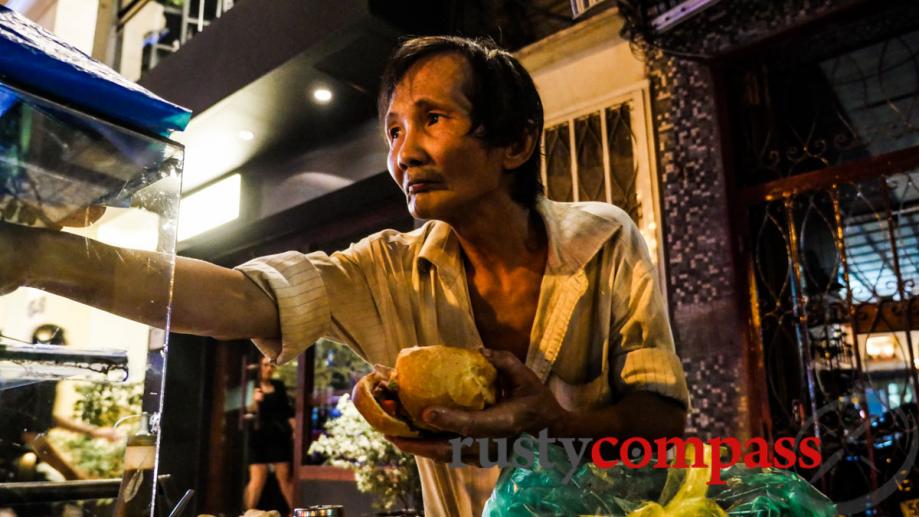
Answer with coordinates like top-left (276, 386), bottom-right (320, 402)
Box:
top-left (306, 394), bottom-right (420, 511)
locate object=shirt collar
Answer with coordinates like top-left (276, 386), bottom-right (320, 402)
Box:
top-left (417, 220), bottom-right (461, 280)
top-left (537, 196), bottom-right (622, 274)
top-left (417, 196), bottom-right (622, 277)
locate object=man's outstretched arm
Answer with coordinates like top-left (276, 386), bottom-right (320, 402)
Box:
top-left (2, 222), bottom-right (280, 342)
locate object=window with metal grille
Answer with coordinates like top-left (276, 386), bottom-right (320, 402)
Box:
top-left (540, 85), bottom-right (661, 266)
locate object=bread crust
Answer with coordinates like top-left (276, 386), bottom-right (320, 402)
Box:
top-left (352, 346), bottom-right (498, 435)
top-left (395, 346), bottom-right (497, 431)
top-left (351, 370), bottom-right (419, 438)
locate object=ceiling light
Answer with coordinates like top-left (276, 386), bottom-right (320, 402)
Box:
top-left (238, 130), bottom-right (254, 141)
top-left (178, 174), bottom-right (241, 241)
top-left (313, 88), bottom-right (333, 103)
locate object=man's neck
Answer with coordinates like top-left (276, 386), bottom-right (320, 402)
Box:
top-left (450, 195), bottom-right (547, 281)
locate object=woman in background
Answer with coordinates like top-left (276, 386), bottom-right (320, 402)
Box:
top-left (244, 356), bottom-right (295, 510)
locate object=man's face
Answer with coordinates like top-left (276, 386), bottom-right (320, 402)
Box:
top-left (385, 53), bottom-right (510, 221)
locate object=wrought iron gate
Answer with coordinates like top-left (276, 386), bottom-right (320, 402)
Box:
top-left (735, 16), bottom-right (919, 517)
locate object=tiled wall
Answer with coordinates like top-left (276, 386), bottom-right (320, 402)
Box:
top-left (651, 53), bottom-right (752, 439)
top-left (682, 355), bottom-right (743, 438)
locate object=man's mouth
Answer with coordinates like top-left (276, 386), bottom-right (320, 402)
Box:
top-left (407, 180), bottom-right (443, 194)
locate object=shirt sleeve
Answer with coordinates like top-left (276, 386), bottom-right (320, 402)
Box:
top-left (234, 239), bottom-right (395, 365)
top-left (608, 220), bottom-right (690, 409)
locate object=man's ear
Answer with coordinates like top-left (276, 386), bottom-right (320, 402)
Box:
top-left (502, 126), bottom-right (539, 170)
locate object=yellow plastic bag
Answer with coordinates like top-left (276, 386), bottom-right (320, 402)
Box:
top-left (627, 444), bottom-right (727, 517)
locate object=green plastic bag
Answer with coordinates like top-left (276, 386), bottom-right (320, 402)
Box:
top-left (482, 437), bottom-right (837, 517)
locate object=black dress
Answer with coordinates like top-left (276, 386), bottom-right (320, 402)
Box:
top-left (248, 379), bottom-right (294, 465)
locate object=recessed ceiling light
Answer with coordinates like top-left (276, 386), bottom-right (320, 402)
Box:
top-left (313, 88), bottom-right (333, 103)
top-left (238, 130), bottom-right (254, 141)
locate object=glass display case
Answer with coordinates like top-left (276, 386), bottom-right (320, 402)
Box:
top-left (0, 79), bottom-right (183, 516)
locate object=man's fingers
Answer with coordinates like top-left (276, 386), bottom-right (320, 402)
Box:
top-left (480, 348), bottom-right (541, 389)
top-left (424, 405), bottom-right (521, 438)
top-left (422, 407), bottom-right (474, 434)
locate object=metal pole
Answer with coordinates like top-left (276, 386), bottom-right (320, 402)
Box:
top-left (745, 215), bottom-right (775, 441)
top-left (783, 197), bottom-right (822, 441)
top-left (180, 0), bottom-right (190, 44)
top-left (830, 186), bottom-right (879, 500)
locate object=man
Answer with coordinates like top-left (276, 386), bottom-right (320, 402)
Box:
top-left (1, 36), bottom-right (688, 516)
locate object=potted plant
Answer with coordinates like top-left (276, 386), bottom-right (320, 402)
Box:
top-left (48, 382), bottom-right (144, 479)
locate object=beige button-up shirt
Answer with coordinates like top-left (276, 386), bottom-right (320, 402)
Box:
top-left (237, 196), bottom-right (689, 517)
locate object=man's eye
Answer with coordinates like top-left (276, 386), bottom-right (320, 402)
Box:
top-left (427, 113), bottom-right (442, 124)
top-left (388, 127), bottom-right (401, 140)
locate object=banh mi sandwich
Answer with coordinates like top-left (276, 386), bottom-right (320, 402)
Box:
top-left (351, 345), bottom-right (498, 437)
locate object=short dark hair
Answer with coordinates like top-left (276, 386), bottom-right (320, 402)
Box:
top-left (378, 36), bottom-right (544, 208)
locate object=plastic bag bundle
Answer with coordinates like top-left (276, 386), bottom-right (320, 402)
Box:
top-left (482, 437), bottom-right (837, 517)
top-left (482, 443), bottom-right (663, 516)
top-left (707, 465), bottom-right (839, 517)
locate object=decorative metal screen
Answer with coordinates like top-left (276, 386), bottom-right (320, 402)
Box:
top-left (737, 19), bottom-right (919, 516)
top-left (542, 102), bottom-right (641, 224)
top-left (735, 28), bottom-right (919, 188)
top-left (747, 168), bottom-right (919, 516)
top-left (544, 122), bottom-right (573, 202)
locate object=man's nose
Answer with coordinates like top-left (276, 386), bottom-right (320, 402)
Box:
top-left (397, 128), bottom-right (428, 170)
